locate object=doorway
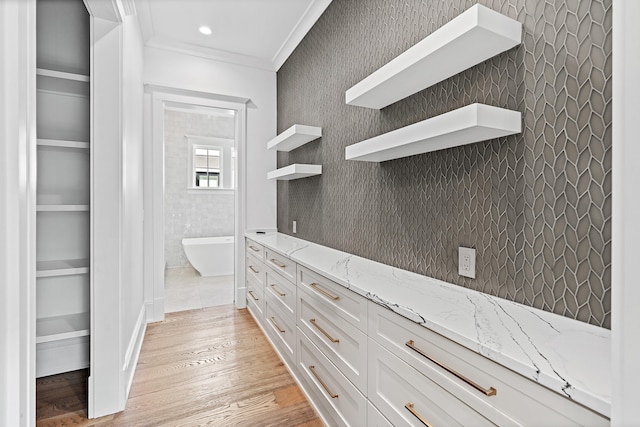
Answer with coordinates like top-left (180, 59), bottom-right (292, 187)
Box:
top-left (145, 86), bottom-right (248, 322)
top-left (162, 102), bottom-right (237, 312)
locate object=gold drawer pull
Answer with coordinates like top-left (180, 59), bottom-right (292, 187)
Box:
top-left (406, 340), bottom-right (497, 397)
top-left (309, 365), bottom-right (338, 399)
top-left (310, 283), bottom-right (340, 301)
top-left (270, 258), bottom-right (286, 268)
top-left (310, 319), bottom-right (339, 343)
top-left (248, 265), bottom-right (259, 274)
top-left (248, 290), bottom-right (259, 301)
top-left (405, 402), bottom-right (433, 427)
top-left (269, 316), bottom-right (285, 333)
top-left (269, 284), bottom-right (286, 297)
top-left (249, 245), bottom-right (260, 252)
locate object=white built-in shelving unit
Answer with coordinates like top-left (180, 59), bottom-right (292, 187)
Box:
top-left (267, 124), bottom-right (323, 180)
top-left (267, 124), bottom-right (322, 152)
top-left (267, 164), bottom-right (323, 180)
top-left (35, 0), bottom-right (91, 378)
top-left (345, 4), bottom-right (522, 109)
top-left (345, 103), bottom-right (521, 162)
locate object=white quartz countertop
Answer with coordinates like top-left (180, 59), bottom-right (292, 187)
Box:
top-left (245, 231), bottom-right (611, 417)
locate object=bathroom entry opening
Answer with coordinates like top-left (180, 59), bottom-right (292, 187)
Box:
top-left (163, 101), bottom-right (238, 313)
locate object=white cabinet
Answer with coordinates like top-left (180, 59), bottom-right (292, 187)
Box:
top-left (35, 0), bottom-right (91, 378)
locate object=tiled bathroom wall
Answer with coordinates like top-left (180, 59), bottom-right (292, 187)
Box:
top-left (276, 0), bottom-right (612, 328)
top-left (164, 109), bottom-right (235, 268)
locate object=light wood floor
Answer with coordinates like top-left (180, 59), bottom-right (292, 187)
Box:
top-left (36, 305), bottom-right (323, 426)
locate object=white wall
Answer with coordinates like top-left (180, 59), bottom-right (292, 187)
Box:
top-left (143, 47), bottom-right (277, 231)
top-left (0, 1), bottom-right (36, 425)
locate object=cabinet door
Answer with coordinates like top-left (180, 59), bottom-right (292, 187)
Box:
top-left (369, 339), bottom-right (494, 427)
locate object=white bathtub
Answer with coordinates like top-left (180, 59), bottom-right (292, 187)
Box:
top-left (182, 236), bottom-right (234, 277)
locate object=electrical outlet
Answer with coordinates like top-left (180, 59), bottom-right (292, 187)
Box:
top-left (292, 220), bottom-right (297, 234)
top-left (458, 247), bottom-right (476, 279)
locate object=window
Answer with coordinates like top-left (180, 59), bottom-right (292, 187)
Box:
top-left (187, 136), bottom-right (235, 190)
top-left (194, 147), bottom-right (221, 188)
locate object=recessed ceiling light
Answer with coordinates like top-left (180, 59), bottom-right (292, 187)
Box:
top-left (199, 25), bottom-right (212, 35)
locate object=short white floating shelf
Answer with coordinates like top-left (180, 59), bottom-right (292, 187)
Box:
top-left (37, 138), bottom-right (89, 150)
top-left (345, 103), bottom-right (521, 162)
top-left (36, 68), bottom-right (90, 82)
top-left (267, 164), bottom-right (322, 181)
top-left (267, 124), bottom-right (322, 152)
top-left (36, 204), bottom-right (89, 212)
top-left (345, 4), bottom-right (522, 109)
top-left (36, 312), bottom-right (90, 344)
top-left (36, 259), bottom-right (89, 278)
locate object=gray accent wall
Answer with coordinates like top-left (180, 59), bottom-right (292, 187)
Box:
top-left (276, 0), bottom-right (612, 328)
top-left (164, 109), bottom-right (235, 268)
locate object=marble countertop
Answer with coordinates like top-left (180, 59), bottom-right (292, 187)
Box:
top-left (246, 231), bottom-right (610, 417)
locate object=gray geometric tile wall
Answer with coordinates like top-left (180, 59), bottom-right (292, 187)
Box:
top-left (277, 0), bottom-right (611, 328)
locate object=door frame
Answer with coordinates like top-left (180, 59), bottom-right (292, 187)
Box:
top-left (144, 85), bottom-right (249, 322)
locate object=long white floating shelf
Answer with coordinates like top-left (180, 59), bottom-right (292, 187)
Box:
top-left (36, 68), bottom-right (90, 82)
top-left (267, 124), bottom-right (322, 152)
top-left (36, 204), bottom-right (89, 212)
top-left (37, 138), bottom-right (89, 150)
top-left (345, 4), bottom-right (522, 109)
top-left (36, 259), bottom-right (89, 278)
top-left (345, 103), bottom-right (521, 162)
top-left (267, 164), bottom-right (322, 181)
top-left (36, 312), bottom-right (90, 344)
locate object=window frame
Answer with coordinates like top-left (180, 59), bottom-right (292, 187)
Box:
top-left (186, 135), bottom-right (235, 192)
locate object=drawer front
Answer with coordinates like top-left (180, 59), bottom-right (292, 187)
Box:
top-left (264, 292), bottom-right (296, 364)
top-left (369, 339), bottom-right (494, 427)
top-left (368, 302), bottom-right (608, 426)
top-left (246, 273), bottom-right (264, 318)
top-left (298, 285), bottom-right (367, 394)
top-left (368, 402), bottom-right (393, 427)
top-left (245, 238), bottom-right (264, 260)
top-left (265, 268), bottom-right (296, 319)
top-left (264, 249), bottom-right (296, 283)
top-left (298, 331), bottom-right (367, 427)
top-left (246, 254), bottom-right (265, 287)
top-left (297, 265), bottom-right (367, 332)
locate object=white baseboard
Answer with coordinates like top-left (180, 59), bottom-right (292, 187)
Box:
top-left (123, 305), bottom-right (147, 398)
top-left (235, 286), bottom-right (246, 309)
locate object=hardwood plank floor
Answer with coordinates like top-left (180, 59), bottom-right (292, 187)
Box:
top-left (36, 305), bottom-right (324, 427)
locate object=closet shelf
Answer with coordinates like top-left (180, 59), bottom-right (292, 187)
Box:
top-left (36, 312), bottom-right (90, 344)
top-left (36, 68), bottom-right (90, 82)
top-left (36, 204), bottom-right (89, 212)
top-left (37, 138), bottom-right (89, 150)
top-left (36, 259), bottom-right (89, 278)
top-left (267, 124), bottom-right (322, 152)
top-left (345, 103), bottom-right (521, 162)
top-left (267, 164), bottom-right (322, 181)
top-left (345, 4), bottom-right (522, 109)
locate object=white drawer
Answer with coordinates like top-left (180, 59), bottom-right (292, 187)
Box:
top-left (297, 265), bottom-right (367, 332)
top-left (298, 285), bottom-right (367, 394)
top-left (298, 331), bottom-right (367, 427)
top-left (246, 254), bottom-right (265, 287)
top-left (369, 338), bottom-right (494, 427)
top-left (264, 292), bottom-right (296, 365)
top-left (245, 238), bottom-right (264, 260)
top-left (246, 273), bottom-right (264, 318)
top-left (368, 402), bottom-right (393, 427)
top-left (265, 267), bottom-right (296, 319)
top-left (368, 302), bottom-right (608, 426)
top-left (264, 248), bottom-right (296, 283)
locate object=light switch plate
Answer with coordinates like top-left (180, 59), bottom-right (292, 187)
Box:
top-left (458, 247), bottom-right (476, 279)
top-left (292, 220), bottom-right (297, 234)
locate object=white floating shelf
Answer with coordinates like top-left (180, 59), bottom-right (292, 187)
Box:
top-left (36, 312), bottom-right (90, 344)
top-left (267, 164), bottom-right (322, 181)
top-left (37, 138), bottom-right (89, 150)
top-left (345, 103), bottom-right (521, 162)
top-left (36, 204), bottom-right (89, 212)
top-left (36, 259), bottom-right (89, 278)
top-left (36, 68), bottom-right (90, 82)
top-left (345, 4), bottom-right (522, 109)
top-left (267, 124), bottom-right (322, 152)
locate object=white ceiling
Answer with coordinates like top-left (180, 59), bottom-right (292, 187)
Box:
top-left (134, 0), bottom-right (332, 71)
